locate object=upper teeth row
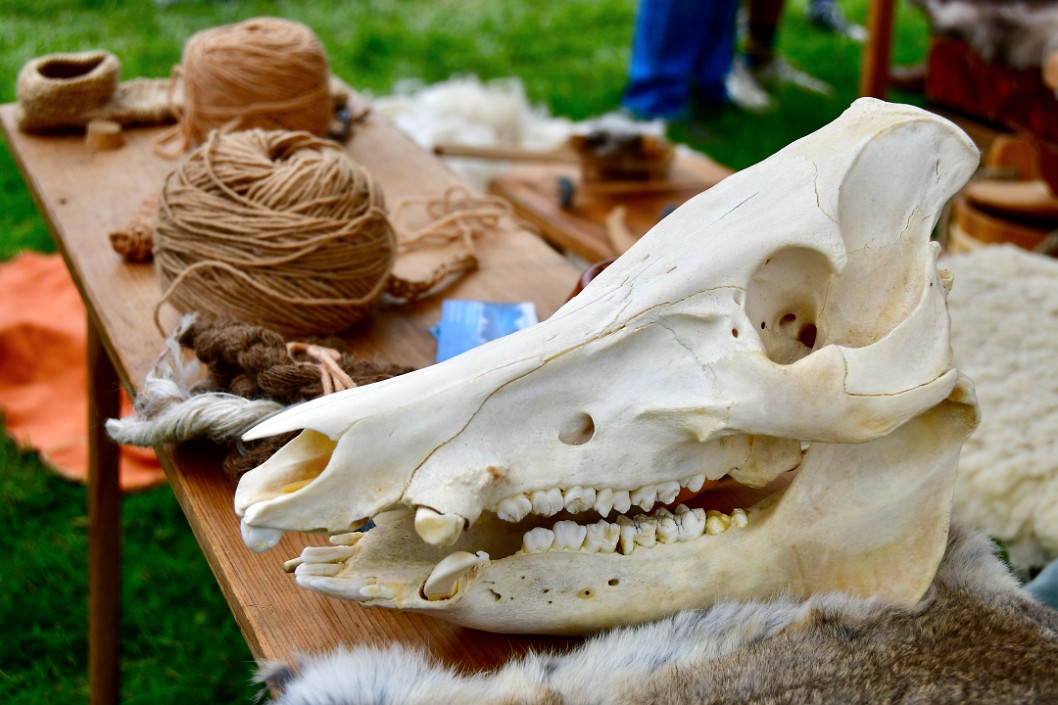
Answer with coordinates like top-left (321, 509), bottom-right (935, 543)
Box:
top-left (494, 474), bottom-right (707, 522)
top-left (520, 505), bottom-right (748, 555)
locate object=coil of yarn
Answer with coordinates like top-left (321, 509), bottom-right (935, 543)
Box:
top-left (153, 129), bottom-right (397, 336)
top-left (175, 16), bottom-right (332, 149)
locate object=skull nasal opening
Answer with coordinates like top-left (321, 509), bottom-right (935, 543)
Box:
top-left (559, 412), bottom-right (595, 446)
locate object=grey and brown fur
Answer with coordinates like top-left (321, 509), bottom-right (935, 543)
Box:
top-left (257, 525), bottom-right (1058, 704)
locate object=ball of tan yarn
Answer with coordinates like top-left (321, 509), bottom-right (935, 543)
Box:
top-left (178, 17), bottom-right (332, 147)
top-left (153, 129), bottom-right (397, 336)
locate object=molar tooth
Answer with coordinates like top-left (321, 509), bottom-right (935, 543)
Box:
top-left (531, 488), bottom-right (565, 516)
top-left (673, 503), bottom-right (690, 514)
top-left (654, 506), bottom-right (674, 519)
top-left (631, 485), bottom-right (658, 511)
top-left (682, 474), bottom-right (706, 493)
top-left (633, 515), bottom-right (657, 548)
top-left (611, 490), bottom-right (632, 514)
top-left (705, 510), bottom-right (732, 535)
top-left (553, 520), bottom-right (587, 550)
top-left (656, 514), bottom-right (680, 543)
top-left (522, 527), bottom-right (555, 553)
top-left (677, 508), bottom-right (706, 540)
top-left (593, 488), bottom-right (616, 516)
top-left (422, 551), bottom-right (489, 600)
top-left (497, 494), bottom-right (532, 522)
top-left (414, 507), bottom-right (466, 546)
top-left (656, 481), bottom-right (681, 504)
top-left (564, 486), bottom-right (597, 513)
top-left (731, 508), bottom-right (749, 528)
top-left (616, 516), bottom-right (636, 554)
top-left (584, 521), bottom-right (620, 553)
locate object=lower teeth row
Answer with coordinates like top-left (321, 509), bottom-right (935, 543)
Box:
top-left (520, 505), bottom-right (748, 555)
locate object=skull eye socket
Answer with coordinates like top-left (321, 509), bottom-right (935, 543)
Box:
top-left (745, 247), bottom-right (832, 365)
top-left (559, 412), bottom-right (595, 446)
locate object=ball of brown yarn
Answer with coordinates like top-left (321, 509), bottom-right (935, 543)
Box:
top-left (178, 17), bottom-right (332, 147)
top-left (153, 129), bottom-right (397, 336)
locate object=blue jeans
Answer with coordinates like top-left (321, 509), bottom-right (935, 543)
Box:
top-left (622, 0), bottom-right (740, 119)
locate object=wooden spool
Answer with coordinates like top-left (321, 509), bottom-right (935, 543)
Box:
top-left (85, 119), bottom-right (124, 150)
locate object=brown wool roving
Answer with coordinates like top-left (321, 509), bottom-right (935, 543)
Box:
top-left (153, 129), bottom-right (398, 335)
top-left (176, 16), bottom-right (332, 148)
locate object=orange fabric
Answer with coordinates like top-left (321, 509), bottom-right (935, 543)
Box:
top-left (0, 251), bottom-right (164, 491)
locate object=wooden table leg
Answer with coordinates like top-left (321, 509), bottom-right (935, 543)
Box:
top-left (87, 320), bottom-right (121, 705)
top-left (859, 0), bottom-right (896, 99)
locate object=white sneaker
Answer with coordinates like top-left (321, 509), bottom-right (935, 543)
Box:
top-left (753, 57), bottom-right (834, 97)
top-left (724, 60), bottom-right (773, 112)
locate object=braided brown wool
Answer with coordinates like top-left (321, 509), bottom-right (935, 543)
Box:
top-left (178, 316), bottom-right (414, 480)
top-left (153, 129), bottom-right (397, 336)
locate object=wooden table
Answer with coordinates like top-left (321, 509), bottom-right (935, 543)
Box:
top-left (490, 150), bottom-right (732, 263)
top-left (0, 103), bottom-right (582, 704)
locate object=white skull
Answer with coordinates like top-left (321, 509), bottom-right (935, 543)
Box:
top-left (233, 99), bottom-right (981, 634)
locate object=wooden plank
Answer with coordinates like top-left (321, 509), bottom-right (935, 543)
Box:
top-left (858, 0), bottom-right (896, 99)
top-left (490, 152), bottom-right (732, 263)
top-left (1, 102), bottom-right (582, 670)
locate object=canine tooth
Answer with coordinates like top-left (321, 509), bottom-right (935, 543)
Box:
top-left (731, 508), bottom-right (749, 528)
top-left (631, 485), bottom-right (657, 511)
top-left (422, 551), bottom-right (489, 600)
top-left (682, 474), bottom-right (706, 493)
top-left (553, 520), bottom-right (587, 550)
top-left (522, 527), bottom-right (555, 553)
top-left (497, 494), bottom-right (532, 522)
top-left (616, 516), bottom-right (637, 554)
top-left (240, 521), bottom-right (284, 553)
top-left (584, 521), bottom-right (620, 553)
top-left (531, 488), bottom-right (565, 516)
top-left (633, 515), bottom-right (657, 548)
top-left (657, 480), bottom-right (681, 504)
top-left (611, 490), bottom-right (632, 514)
top-left (329, 532), bottom-right (364, 546)
top-left (593, 488), bottom-right (616, 516)
top-left (564, 486), bottom-right (597, 513)
top-left (360, 584), bottom-right (396, 599)
top-left (295, 562), bottom-right (343, 577)
top-left (300, 545), bottom-right (358, 562)
top-left (414, 507), bottom-right (466, 546)
top-left (705, 510), bottom-right (732, 535)
top-left (656, 515), bottom-right (680, 543)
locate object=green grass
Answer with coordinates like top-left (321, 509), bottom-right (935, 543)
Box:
top-left (0, 1), bottom-right (930, 701)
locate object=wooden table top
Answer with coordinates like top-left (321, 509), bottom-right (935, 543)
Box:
top-left (0, 103), bottom-right (582, 668)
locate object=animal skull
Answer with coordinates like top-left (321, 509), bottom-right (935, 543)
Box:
top-left (234, 99), bottom-right (981, 634)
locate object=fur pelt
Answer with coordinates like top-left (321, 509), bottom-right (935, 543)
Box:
top-left (256, 524), bottom-right (1058, 704)
top-left (912, 0), bottom-right (1058, 68)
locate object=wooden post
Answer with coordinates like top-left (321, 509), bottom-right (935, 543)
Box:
top-left (859, 0), bottom-right (896, 99)
top-left (87, 321), bottom-right (121, 705)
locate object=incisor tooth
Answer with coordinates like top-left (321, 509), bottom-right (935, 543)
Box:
top-left (414, 507), bottom-right (466, 546)
top-left (360, 584), bottom-right (396, 599)
top-left (593, 488), bottom-right (616, 516)
top-left (300, 545), bottom-right (358, 563)
top-left (422, 551), bottom-right (488, 600)
top-left (657, 480), bottom-right (681, 504)
top-left (631, 485), bottom-right (657, 511)
top-left (295, 562), bottom-right (343, 577)
top-left (584, 521), bottom-right (620, 553)
top-left (553, 520), bottom-right (587, 550)
top-left (564, 486), bottom-right (597, 513)
top-left (531, 488), bottom-right (564, 516)
top-left (329, 532), bottom-right (364, 546)
top-left (522, 527), bottom-right (555, 553)
top-left (497, 495), bottom-right (532, 522)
